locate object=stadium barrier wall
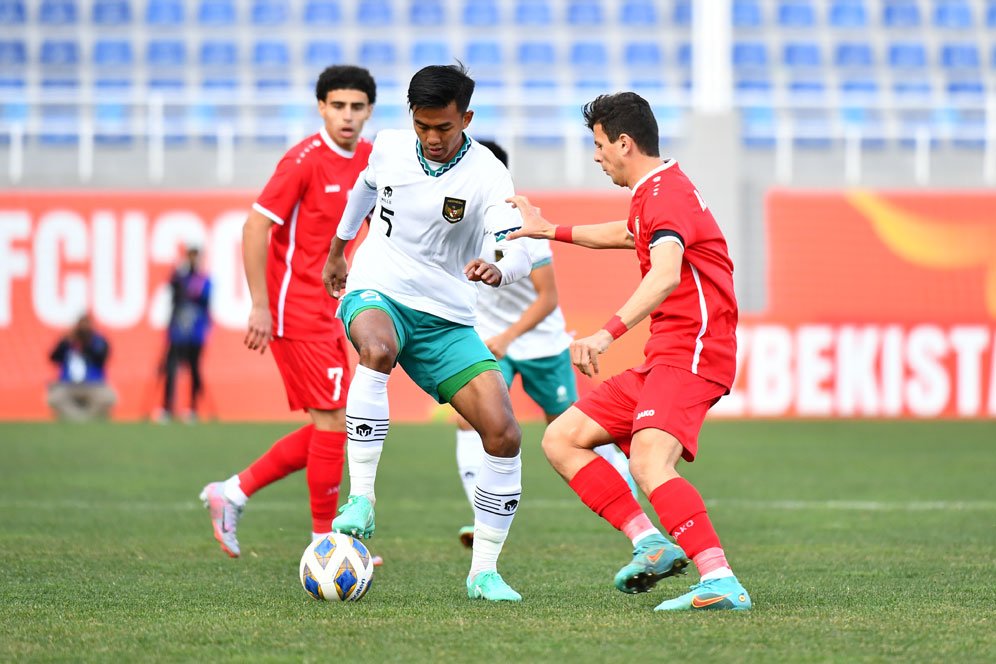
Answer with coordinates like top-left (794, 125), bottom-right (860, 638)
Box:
top-left (0, 190), bottom-right (993, 421)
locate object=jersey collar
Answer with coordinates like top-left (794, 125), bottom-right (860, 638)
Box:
top-left (320, 126), bottom-right (357, 158)
top-left (416, 133), bottom-right (471, 177)
top-left (630, 159), bottom-right (676, 194)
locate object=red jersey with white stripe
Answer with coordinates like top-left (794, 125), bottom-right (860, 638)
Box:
top-left (253, 128), bottom-right (372, 341)
top-left (627, 160), bottom-right (738, 389)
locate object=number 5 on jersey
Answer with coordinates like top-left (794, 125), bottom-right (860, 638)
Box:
top-left (380, 206), bottom-right (394, 237)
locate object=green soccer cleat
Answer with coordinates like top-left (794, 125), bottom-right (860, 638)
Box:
top-left (467, 570), bottom-right (522, 602)
top-left (654, 576), bottom-right (752, 612)
top-left (458, 525), bottom-right (474, 548)
top-left (613, 534), bottom-right (689, 594)
top-left (331, 495), bottom-right (376, 539)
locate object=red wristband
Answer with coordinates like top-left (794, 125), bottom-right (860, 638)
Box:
top-left (602, 315), bottom-right (628, 340)
top-left (553, 225), bottom-right (574, 243)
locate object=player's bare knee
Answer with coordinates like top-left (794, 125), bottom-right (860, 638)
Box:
top-left (482, 418), bottom-right (521, 457)
top-left (540, 418), bottom-right (573, 462)
top-left (357, 341), bottom-right (396, 373)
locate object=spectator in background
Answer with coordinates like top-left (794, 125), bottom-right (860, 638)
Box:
top-left (47, 313), bottom-right (116, 421)
top-left (161, 245), bottom-right (211, 423)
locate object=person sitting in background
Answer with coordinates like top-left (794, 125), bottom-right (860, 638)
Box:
top-left (47, 313), bottom-right (116, 421)
top-left (161, 245), bottom-right (211, 423)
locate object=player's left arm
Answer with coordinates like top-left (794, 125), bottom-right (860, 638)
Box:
top-left (485, 263), bottom-right (558, 359)
top-left (571, 242), bottom-right (683, 377)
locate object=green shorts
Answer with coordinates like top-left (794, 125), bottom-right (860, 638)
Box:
top-left (338, 289), bottom-right (499, 403)
top-left (498, 348), bottom-right (578, 416)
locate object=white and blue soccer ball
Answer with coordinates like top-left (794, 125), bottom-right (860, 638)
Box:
top-left (299, 533), bottom-right (375, 602)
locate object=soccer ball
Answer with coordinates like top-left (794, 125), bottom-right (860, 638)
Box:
top-left (299, 533), bottom-right (375, 602)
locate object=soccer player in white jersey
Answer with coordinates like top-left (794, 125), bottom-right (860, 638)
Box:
top-left (321, 65), bottom-right (532, 602)
top-left (454, 141), bottom-right (636, 548)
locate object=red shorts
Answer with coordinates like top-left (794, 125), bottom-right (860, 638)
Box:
top-left (574, 364), bottom-right (727, 462)
top-left (269, 336), bottom-right (352, 412)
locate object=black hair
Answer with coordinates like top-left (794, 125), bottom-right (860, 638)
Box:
top-left (407, 63), bottom-right (475, 114)
top-left (477, 139), bottom-right (508, 167)
top-left (315, 65), bottom-right (377, 105)
top-left (582, 92), bottom-right (660, 157)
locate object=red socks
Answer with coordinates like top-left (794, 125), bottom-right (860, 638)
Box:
top-left (306, 429), bottom-right (346, 533)
top-left (238, 424), bottom-right (313, 496)
top-left (568, 457), bottom-right (645, 532)
top-left (649, 477), bottom-right (725, 569)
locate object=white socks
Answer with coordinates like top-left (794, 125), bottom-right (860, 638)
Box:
top-left (594, 444), bottom-right (632, 485)
top-left (470, 451), bottom-right (521, 577)
top-left (345, 365), bottom-right (390, 502)
top-left (223, 475), bottom-right (248, 507)
top-left (455, 428), bottom-right (484, 505)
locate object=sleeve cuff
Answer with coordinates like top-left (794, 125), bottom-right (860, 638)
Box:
top-left (252, 202), bottom-right (284, 226)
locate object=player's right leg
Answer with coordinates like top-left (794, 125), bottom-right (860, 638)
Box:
top-left (331, 290), bottom-right (405, 539)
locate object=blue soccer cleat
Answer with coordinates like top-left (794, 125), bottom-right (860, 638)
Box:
top-left (613, 534), bottom-right (689, 594)
top-left (654, 576), bottom-right (752, 611)
top-left (332, 495), bottom-right (376, 539)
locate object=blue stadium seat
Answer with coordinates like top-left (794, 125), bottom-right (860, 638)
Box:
top-left (146, 0), bottom-right (183, 26)
top-left (0, 1), bottom-right (26, 24)
top-left (305, 41), bottom-right (342, 67)
top-left (357, 0), bottom-right (392, 26)
top-left (254, 41), bottom-right (290, 67)
top-left (570, 42), bottom-right (608, 68)
top-left (0, 78), bottom-right (27, 128)
top-left (304, 0), bottom-right (341, 25)
top-left (988, 1), bottom-right (996, 28)
top-left (517, 41), bottom-right (556, 66)
top-left (829, 0), bottom-right (867, 28)
top-left (888, 42), bottom-right (927, 68)
top-left (672, 0), bottom-right (691, 27)
top-left (992, 45), bottom-right (996, 68)
top-left (732, 0), bottom-right (762, 27)
top-left (733, 42), bottom-right (768, 68)
top-left (198, 0), bottom-right (236, 26)
top-left (778, 0), bottom-right (816, 27)
top-left (515, 0), bottom-right (552, 26)
top-left (736, 80), bottom-right (774, 148)
top-left (465, 40), bottom-right (503, 68)
top-left (882, 1), bottom-right (920, 28)
top-left (147, 40), bottom-right (186, 68)
top-left (200, 40), bottom-right (238, 67)
top-left (893, 79), bottom-right (932, 100)
top-left (835, 42), bottom-right (874, 68)
top-left (93, 39), bottom-right (133, 67)
top-left (676, 43), bottom-right (692, 69)
top-left (784, 42), bottom-right (822, 68)
top-left (252, 0), bottom-right (288, 26)
top-left (94, 78), bottom-right (133, 144)
top-left (620, 0), bottom-right (657, 26)
top-left (411, 0), bottom-right (445, 25)
top-left (40, 40), bottom-right (80, 66)
top-left (40, 0), bottom-right (78, 24)
top-left (840, 78), bottom-right (878, 99)
top-left (933, 1), bottom-right (973, 29)
top-left (947, 80), bottom-right (984, 99)
top-left (92, 0), bottom-right (130, 25)
top-left (462, 0), bottom-right (499, 26)
top-left (839, 80), bottom-right (884, 145)
top-left (624, 42), bottom-right (662, 68)
top-left (0, 40), bottom-right (26, 67)
top-left (941, 43), bottom-right (980, 69)
top-left (568, 0), bottom-right (603, 25)
top-left (358, 41), bottom-right (397, 67)
top-left (411, 41), bottom-right (449, 67)
top-left (40, 78), bottom-right (80, 144)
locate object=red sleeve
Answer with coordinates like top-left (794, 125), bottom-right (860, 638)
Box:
top-left (642, 182), bottom-right (703, 250)
top-left (253, 153), bottom-right (307, 225)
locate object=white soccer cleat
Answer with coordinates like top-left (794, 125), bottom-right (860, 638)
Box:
top-left (199, 481), bottom-right (243, 558)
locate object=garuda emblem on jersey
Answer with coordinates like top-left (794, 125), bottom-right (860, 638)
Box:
top-left (442, 197), bottom-right (466, 224)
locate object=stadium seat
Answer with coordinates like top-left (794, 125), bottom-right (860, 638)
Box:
top-left (40, 40), bottom-right (80, 67)
top-left (305, 41), bottom-right (343, 67)
top-left (39, 0), bottom-right (78, 25)
top-left (940, 43), bottom-right (980, 69)
top-left (828, 0), bottom-right (867, 28)
top-left (676, 43), bottom-right (692, 69)
top-left (933, 1), bottom-right (973, 29)
top-left (147, 40), bottom-right (186, 68)
top-left (625, 42), bottom-right (662, 68)
top-left (411, 41), bottom-right (449, 67)
top-left (882, 0), bottom-right (920, 28)
top-left (465, 40), bottom-right (503, 68)
top-left (570, 42), bottom-right (608, 68)
top-left (778, 0), bottom-right (816, 27)
top-left (947, 80), bottom-right (984, 99)
top-left (733, 42), bottom-right (768, 69)
top-left (893, 79), bottom-right (932, 101)
top-left (357, 0), bottom-right (392, 26)
top-left (988, 1), bottom-right (996, 28)
top-left (94, 78), bottom-right (133, 144)
top-left (410, 0), bottom-right (445, 25)
top-left (198, 0), bottom-right (236, 26)
top-left (567, 0), bottom-right (603, 26)
top-left (358, 41), bottom-right (397, 67)
top-left (732, 0), bottom-right (763, 28)
top-left (145, 0), bottom-right (183, 26)
top-left (736, 80), bottom-right (774, 147)
top-left (200, 40), bottom-right (238, 67)
top-left (888, 42), bottom-right (927, 69)
top-left (839, 80), bottom-right (884, 145)
top-left (462, 0), bottom-right (500, 27)
top-left (93, 39), bottom-right (134, 68)
top-left (784, 42), bottom-right (822, 68)
top-left (252, 0), bottom-right (289, 26)
top-left (92, 0), bottom-right (130, 25)
top-left (0, 78), bottom-right (27, 127)
top-left (620, 0), bottom-right (657, 26)
top-left (0, 1), bottom-right (26, 24)
top-left (517, 41), bottom-right (556, 66)
top-left (672, 0), bottom-right (691, 27)
top-left (992, 45), bottom-right (996, 68)
top-left (834, 42), bottom-right (874, 68)
top-left (39, 78), bottom-right (80, 145)
top-left (254, 41), bottom-right (290, 68)
top-left (304, 0), bottom-right (341, 25)
top-left (515, 0), bottom-right (552, 26)
top-left (0, 40), bottom-right (26, 67)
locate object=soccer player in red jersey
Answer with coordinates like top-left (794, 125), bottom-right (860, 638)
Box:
top-left (507, 92), bottom-right (751, 611)
top-left (199, 66), bottom-right (379, 560)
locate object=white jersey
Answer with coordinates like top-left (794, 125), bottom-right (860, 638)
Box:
top-left (476, 237), bottom-right (573, 361)
top-left (345, 129), bottom-right (529, 325)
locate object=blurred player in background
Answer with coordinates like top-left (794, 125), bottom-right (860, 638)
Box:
top-left (161, 244), bottom-right (211, 423)
top-left (453, 140), bottom-right (635, 548)
top-left (322, 64), bottom-right (533, 601)
top-left (199, 66), bottom-right (379, 561)
top-left (508, 92), bottom-right (751, 612)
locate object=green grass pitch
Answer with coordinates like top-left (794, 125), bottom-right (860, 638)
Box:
top-left (1, 420), bottom-right (994, 662)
